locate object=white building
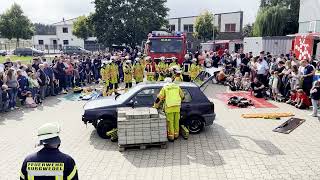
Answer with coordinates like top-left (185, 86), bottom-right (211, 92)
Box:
top-left (298, 0), bottom-right (320, 33)
top-left (168, 11), bottom-right (244, 40)
top-left (32, 18), bottom-right (85, 51)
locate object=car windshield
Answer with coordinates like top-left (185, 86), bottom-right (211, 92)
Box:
top-left (149, 38), bottom-right (183, 53)
top-left (116, 85), bottom-right (142, 103)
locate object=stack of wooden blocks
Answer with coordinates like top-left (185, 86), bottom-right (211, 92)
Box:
top-left (117, 107), bottom-right (168, 145)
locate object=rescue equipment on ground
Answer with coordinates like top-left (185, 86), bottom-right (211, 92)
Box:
top-left (241, 112), bottom-right (294, 119)
top-left (228, 96), bottom-right (254, 108)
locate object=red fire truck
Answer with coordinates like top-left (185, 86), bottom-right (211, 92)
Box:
top-left (144, 31), bottom-right (187, 64)
top-left (292, 33), bottom-right (320, 60)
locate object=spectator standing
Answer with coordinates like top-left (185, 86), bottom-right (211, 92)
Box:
top-left (37, 64), bottom-right (47, 100)
top-left (212, 52), bottom-right (220, 68)
top-left (256, 57), bottom-right (269, 86)
top-left (4, 68), bottom-right (19, 110)
top-left (56, 58), bottom-right (67, 94)
top-left (0, 72), bottom-right (4, 112)
top-left (310, 81), bottom-right (320, 117)
top-left (1, 85), bottom-right (9, 112)
top-left (44, 62), bottom-right (56, 96)
top-left (301, 60), bottom-right (315, 96)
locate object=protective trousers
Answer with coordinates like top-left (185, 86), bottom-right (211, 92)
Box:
top-left (166, 112), bottom-right (180, 140)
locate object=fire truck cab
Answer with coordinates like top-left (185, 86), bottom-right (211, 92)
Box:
top-left (292, 33), bottom-right (320, 60)
top-left (145, 31), bottom-right (187, 64)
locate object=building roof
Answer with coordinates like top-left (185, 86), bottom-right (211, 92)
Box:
top-left (168, 11), bottom-right (243, 20)
top-left (52, 17), bottom-right (79, 26)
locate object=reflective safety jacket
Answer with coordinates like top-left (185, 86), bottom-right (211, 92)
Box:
top-left (190, 63), bottom-right (201, 80)
top-left (123, 64), bottom-right (133, 83)
top-left (133, 63), bottom-right (144, 83)
top-left (157, 83), bottom-right (184, 113)
top-left (169, 62), bottom-right (179, 69)
top-left (20, 147), bottom-right (78, 180)
top-left (109, 63), bottom-right (119, 84)
top-left (157, 62), bottom-right (168, 74)
top-left (101, 65), bottom-right (110, 83)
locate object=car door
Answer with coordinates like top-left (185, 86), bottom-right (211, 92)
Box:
top-left (128, 88), bottom-right (160, 107)
top-left (180, 88), bottom-right (193, 122)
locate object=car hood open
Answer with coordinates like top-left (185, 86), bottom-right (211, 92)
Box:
top-left (193, 67), bottom-right (222, 89)
top-left (84, 96), bottom-right (120, 110)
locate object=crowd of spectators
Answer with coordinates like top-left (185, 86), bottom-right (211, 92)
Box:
top-left (210, 49), bottom-right (320, 117)
top-left (1, 48), bottom-right (320, 117)
top-left (0, 49), bottom-right (139, 113)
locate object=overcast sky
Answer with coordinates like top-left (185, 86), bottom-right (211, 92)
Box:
top-left (0, 0), bottom-right (260, 25)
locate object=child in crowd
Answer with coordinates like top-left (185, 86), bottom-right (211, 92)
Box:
top-left (1, 85), bottom-right (9, 112)
top-left (241, 72), bottom-right (251, 91)
top-left (25, 92), bottom-right (37, 108)
top-left (271, 71), bottom-right (280, 100)
top-left (286, 90), bottom-right (297, 105)
top-left (216, 69), bottom-right (227, 84)
top-left (310, 81), bottom-right (320, 117)
top-left (295, 89), bottom-right (311, 109)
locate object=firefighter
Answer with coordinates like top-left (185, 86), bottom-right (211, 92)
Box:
top-left (123, 60), bottom-right (133, 91)
top-left (157, 56), bottom-right (168, 81)
top-left (145, 56), bottom-right (156, 81)
top-left (154, 78), bottom-right (185, 141)
top-left (133, 57), bottom-right (144, 84)
top-left (190, 58), bottom-right (202, 81)
top-left (109, 56), bottom-right (119, 95)
top-left (174, 70), bottom-right (183, 82)
top-left (100, 61), bottom-right (111, 96)
top-left (169, 57), bottom-right (179, 69)
top-left (20, 123), bottom-right (78, 180)
top-left (182, 54), bottom-right (192, 82)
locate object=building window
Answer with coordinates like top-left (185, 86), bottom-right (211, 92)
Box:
top-left (38, 40), bottom-right (44, 45)
top-left (184, 24), bottom-right (194, 33)
top-left (63, 40), bottom-right (69, 45)
top-left (169, 25), bottom-right (176, 32)
top-left (225, 24), bottom-right (236, 32)
top-left (62, 27), bottom-right (68, 33)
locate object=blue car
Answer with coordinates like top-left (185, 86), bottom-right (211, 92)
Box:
top-left (82, 74), bottom-right (216, 139)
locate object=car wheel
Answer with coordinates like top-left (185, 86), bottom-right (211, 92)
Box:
top-left (96, 120), bottom-right (115, 139)
top-left (186, 116), bottom-right (204, 134)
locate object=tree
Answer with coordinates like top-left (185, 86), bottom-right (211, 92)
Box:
top-left (72, 15), bottom-right (94, 40)
top-left (255, 0), bottom-right (300, 36)
top-left (242, 24), bottom-right (254, 37)
top-left (34, 23), bottom-right (56, 35)
top-left (92, 0), bottom-right (168, 48)
top-left (253, 5), bottom-right (288, 36)
top-left (0, 3), bottom-right (33, 47)
top-left (194, 11), bottom-right (216, 42)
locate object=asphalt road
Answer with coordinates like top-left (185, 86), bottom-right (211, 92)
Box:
top-left (1, 84), bottom-right (320, 180)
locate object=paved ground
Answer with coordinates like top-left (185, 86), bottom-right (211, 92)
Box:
top-left (1, 84), bottom-right (320, 180)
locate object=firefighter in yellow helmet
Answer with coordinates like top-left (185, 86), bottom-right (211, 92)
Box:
top-left (100, 61), bottom-right (111, 96)
top-left (109, 56), bottom-right (119, 95)
top-left (190, 58), bottom-right (202, 81)
top-left (20, 123), bottom-right (78, 180)
top-left (133, 57), bottom-right (144, 84)
top-left (156, 56), bottom-right (167, 81)
top-left (169, 57), bottom-right (179, 69)
top-left (174, 70), bottom-right (183, 82)
top-left (123, 59), bottom-right (133, 91)
top-left (154, 77), bottom-right (185, 141)
top-left (145, 56), bottom-right (156, 81)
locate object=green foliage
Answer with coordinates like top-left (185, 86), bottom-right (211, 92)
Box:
top-left (242, 24), bottom-right (254, 37)
top-left (253, 5), bottom-right (288, 36)
top-left (92, 0), bottom-right (168, 48)
top-left (72, 15), bottom-right (94, 40)
top-left (0, 3), bottom-right (33, 46)
top-left (255, 0), bottom-right (300, 36)
top-left (34, 23), bottom-right (56, 35)
top-left (194, 11), bottom-right (215, 42)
